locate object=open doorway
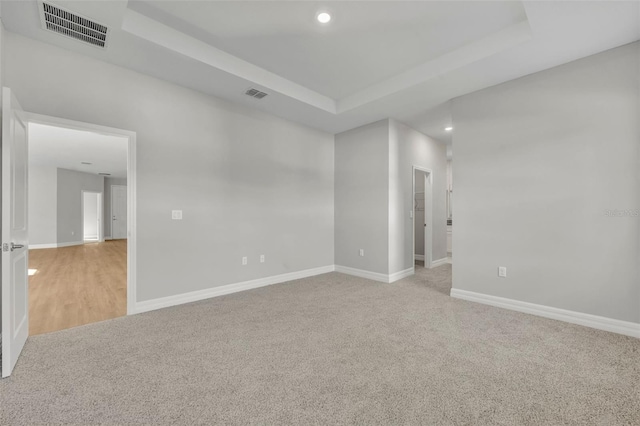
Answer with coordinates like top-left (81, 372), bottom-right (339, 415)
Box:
top-left (82, 191), bottom-right (103, 242)
top-left (413, 167), bottom-right (433, 269)
top-left (26, 118), bottom-right (133, 336)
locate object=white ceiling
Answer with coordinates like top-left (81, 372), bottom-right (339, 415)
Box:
top-left (135, 1), bottom-right (527, 100)
top-left (3, 1), bottom-right (639, 146)
top-left (29, 123), bottom-right (128, 179)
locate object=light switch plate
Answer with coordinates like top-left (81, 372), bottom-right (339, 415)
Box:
top-left (172, 210), bottom-right (183, 220)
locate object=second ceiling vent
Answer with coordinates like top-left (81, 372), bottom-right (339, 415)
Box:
top-left (39, 1), bottom-right (109, 49)
top-left (245, 88), bottom-right (269, 100)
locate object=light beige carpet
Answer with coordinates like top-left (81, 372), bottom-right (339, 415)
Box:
top-left (1, 264), bottom-right (639, 425)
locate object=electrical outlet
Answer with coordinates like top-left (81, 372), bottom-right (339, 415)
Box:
top-left (260, 255), bottom-right (265, 263)
top-left (359, 249), bottom-right (364, 257)
top-left (172, 210), bottom-right (183, 220)
top-left (242, 257), bottom-right (248, 266)
top-left (498, 267), bottom-right (507, 278)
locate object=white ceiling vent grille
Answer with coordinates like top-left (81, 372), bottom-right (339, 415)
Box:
top-left (39, 1), bottom-right (109, 49)
top-left (245, 88), bottom-right (268, 100)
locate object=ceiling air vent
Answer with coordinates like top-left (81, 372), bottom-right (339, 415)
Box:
top-left (245, 88), bottom-right (268, 100)
top-left (39, 1), bottom-right (109, 49)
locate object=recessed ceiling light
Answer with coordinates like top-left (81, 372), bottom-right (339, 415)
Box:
top-left (445, 127), bottom-right (453, 132)
top-left (317, 12), bottom-right (331, 24)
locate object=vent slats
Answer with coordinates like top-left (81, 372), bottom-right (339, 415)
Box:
top-left (41, 2), bottom-right (108, 48)
top-left (245, 88), bottom-right (268, 99)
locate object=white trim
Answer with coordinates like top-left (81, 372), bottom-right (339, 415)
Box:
top-left (335, 265), bottom-right (414, 283)
top-left (133, 265), bottom-right (336, 315)
top-left (335, 265), bottom-right (389, 283)
top-left (25, 112), bottom-right (137, 316)
top-left (28, 243), bottom-right (57, 249)
top-left (57, 241), bottom-right (84, 248)
top-left (450, 289), bottom-right (640, 339)
top-left (414, 254), bottom-right (425, 261)
top-left (430, 258), bottom-right (448, 268)
top-left (388, 267), bottom-right (415, 283)
top-left (28, 241), bottom-right (84, 249)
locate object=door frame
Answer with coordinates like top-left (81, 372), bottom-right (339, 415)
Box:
top-left (81, 190), bottom-right (103, 242)
top-left (110, 184), bottom-right (127, 240)
top-left (412, 166), bottom-right (433, 269)
top-left (25, 112), bottom-right (137, 315)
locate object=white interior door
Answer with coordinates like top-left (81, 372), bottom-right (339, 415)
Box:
top-left (2, 87), bottom-right (29, 377)
top-left (111, 185), bottom-right (127, 239)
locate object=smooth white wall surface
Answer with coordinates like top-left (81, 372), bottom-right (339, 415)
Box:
top-left (83, 192), bottom-right (99, 240)
top-left (335, 120), bottom-right (390, 274)
top-left (4, 32), bottom-right (334, 302)
top-left (57, 168), bottom-right (104, 245)
top-left (452, 42), bottom-right (640, 323)
top-left (389, 119), bottom-right (447, 273)
top-left (103, 177), bottom-right (127, 238)
top-left (28, 164), bottom-right (57, 246)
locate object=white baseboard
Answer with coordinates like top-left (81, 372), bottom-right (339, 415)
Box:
top-left (450, 288), bottom-right (640, 339)
top-left (334, 265), bottom-right (389, 283)
top-left (430, 258), bottom-right (448, 268)
top-left (29, 241), bottom-right (84, 249)
top-left (57, 241), bottom-right (85, 248)
top-left (28, 243), bottom-right (58, 249)
top-left (388, 267), bottom-right (415, 283)
top-left (104, 236), bottom-right (113, 240)
top-left (335, 265), bottom-right (414, 283)
top-left (414, 254), bottom-right (425, 261)
top-left (133, 265), bottom-right (336, 315)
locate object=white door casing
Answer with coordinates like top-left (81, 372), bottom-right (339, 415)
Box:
top-left (2, 87), bottom-right (29, 378)
top-left (111, 185), bottom-right (127, 239)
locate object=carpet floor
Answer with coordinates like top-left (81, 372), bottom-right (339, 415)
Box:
top-left (1, 264), bottom-right (639, 425)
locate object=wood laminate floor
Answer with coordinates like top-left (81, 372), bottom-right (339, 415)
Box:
top-left (28, 240), bottom-right (127, 336)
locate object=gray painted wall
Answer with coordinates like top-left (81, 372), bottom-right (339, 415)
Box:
top-left (389, 119), bottom-right (447, 273)
top-left (5, 32), bottom-right (335, 303)
top-left (451, 42), bottom-right (640, 323)
top-left (56, 168), bottom-right (104, 245)
top-left (103, 177), bottom-right (127, 239)
top-left (335, 120), bottom-right (390, 274)
top-left (28, 164), bottom-right (57, 245)
top-left (335, 119), bottom-right (447, 275)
